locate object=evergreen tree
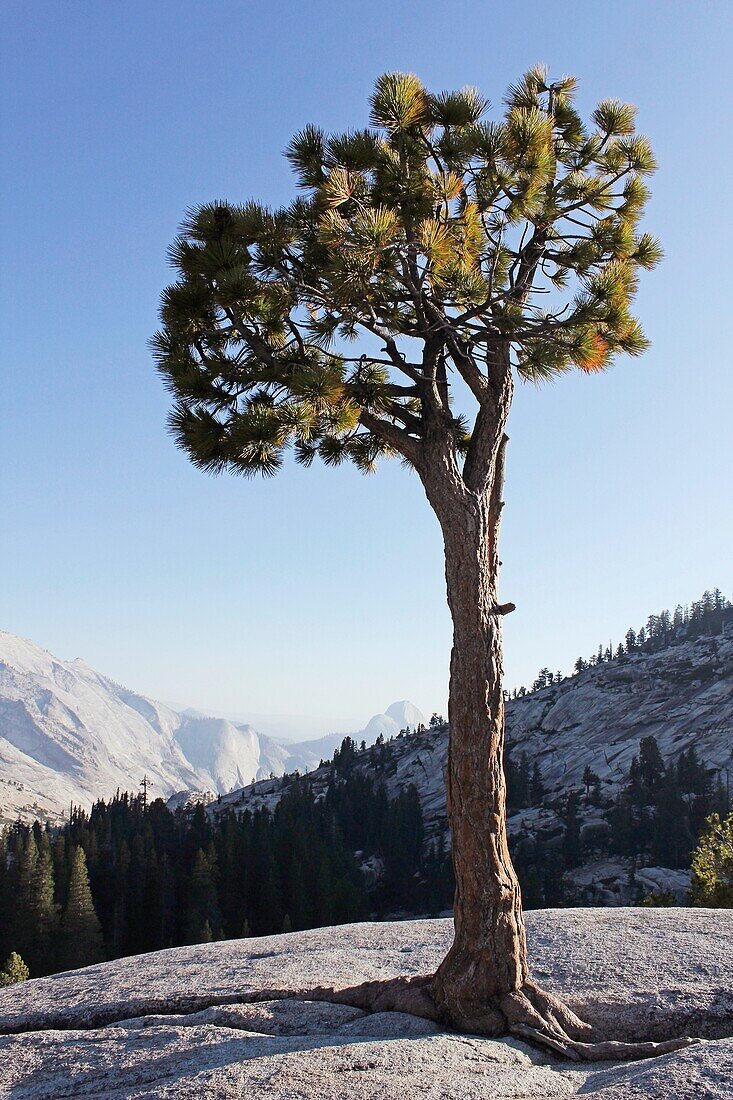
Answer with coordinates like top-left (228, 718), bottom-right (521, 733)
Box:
top-left (249, 811), bottom-right (282, 935)
top-left (590, 777), bottom-right (603, 808)
top-left (333, 737), bottom-right (358, 773)
top-left (58, 846), bottom-right (104, 971)
top-left (529, 761), bottom-right (545, 806)
top-left (639, 735), bottom-right (665, 794)
top-left (28, 835), bottom-right (57, 976)
top-left (0, 829), bottom-right (8, 963)
top-left (0, 952), bottom-right (29, 986)
top-left (510, 752), bottom-right (531, 808)
top-left (13, 832), bottom-right (39, 965)
top-left (651, 770), bottom-right (691, 868)
top-left (690, 812), bottom-right (733, 907)
top-left (110, 837), bottom-right (131, 957)
top-left (155, 66), bottom-right (660, 1037)
top-left (52, 833), bottom-right (69, 910)
top-left (562, 793), bottom-right (583, 868)
top-left (184, 849), bottom-right (221, 944)
top-left (582, 766), bottom-right (600, 799)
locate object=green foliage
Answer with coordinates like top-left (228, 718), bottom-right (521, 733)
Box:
top-left (58, 846), bottom-right (105, 972)
top-left (690, 812), bottom-right (733, 908)
top-left (3, 719), bottom-right (727, 973)
top-left (507, 717), bottom-right (729, 908)
top-left (0, 826), bottom-right (60, 978)
top-left (0, 952), bottom-right (29, 986)
top-left (0, 765), bottom-right (435, 976)
top-left (154, 69), bottom-right (659, 481)
top-left (607, 736), bottom-right (724, 871)
top-left (29, 837), bottom-right (57, 975)
top-left (638, 890), bottom-right (677, 907)
top-left (12, 833), bottom-right (38, 966)
top-left (184, 850), bottom-right (221, 944)
top-left (543, 587), bottom-right (733, 701)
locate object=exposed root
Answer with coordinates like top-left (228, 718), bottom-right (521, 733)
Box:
top-left (307, 974), bottom-right (701, 1063)
top-left (500, 980), bottom-right (594, 1041)
top-left (509, 1023), bottom-right (700, 1063)
top-left (308, 975), bottom-right (439, 1022)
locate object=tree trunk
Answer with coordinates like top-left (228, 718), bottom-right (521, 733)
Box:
top-left (430, 479), bottom-right (528, 1034)
top-left (407, 449), bottom-right (698, 1062)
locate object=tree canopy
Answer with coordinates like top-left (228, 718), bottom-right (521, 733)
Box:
top-left (154, 67), bottom-right (659, 494)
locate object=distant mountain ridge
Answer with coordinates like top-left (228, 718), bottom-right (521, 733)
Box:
top-left (279, 701), bottom-right (427, 774)
top-left (216, 622), bottom-right (733, 837)
top-left (5, 592), bottom-right (730, 828)
top-left (0, 629), bottom-right (425, 823)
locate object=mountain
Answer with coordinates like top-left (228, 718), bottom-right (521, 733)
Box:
top-left (0, 628), bottom-right (424, 823)
top-left (0, 631), bottom-right (199, 823)
top-left (215, 623), bottom-right (733, 901)
top-left (4, 598), bottom-right (730, 835)
top-left (274, 700), bottom-right (427, 774)
top-left (172, 717), bottom-right (289, 793)
top-left (505, 631), bottom-right (733, 790)
top-left (0, 629), bottom-right (288, 821)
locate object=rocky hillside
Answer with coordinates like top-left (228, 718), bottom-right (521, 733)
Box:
top-left (0, 631), bottom-right (301, 822)
top-left (214, 623), bottom-right (733, 904)
top-left (219, 626), bottom-right (733, 823)
top-left (508, 630), bottom-right (733, 792)
top-left (1, 910), bottom-right (731, 1098)
top-left (0, 629), bottom-right (424, 823)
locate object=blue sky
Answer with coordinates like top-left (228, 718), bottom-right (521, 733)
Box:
top-left (1, 0), bottom-right (731, 728)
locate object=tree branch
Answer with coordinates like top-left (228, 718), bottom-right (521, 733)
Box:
top-left (359, 409), bottom-right (422, 468)
top-left (462, 348), bottom-right (511, 494)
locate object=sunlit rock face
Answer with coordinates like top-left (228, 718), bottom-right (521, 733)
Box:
top-left (0, 627), bottom-right (427, 822)
top-left (1, 910), bottom-right (732, 1099)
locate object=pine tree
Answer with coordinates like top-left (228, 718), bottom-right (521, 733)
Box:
top-left (651, 770), bottom-right (691, 868)
top-left (28, 835), bottom-right (57, 975)
top-left (52, 833), bottom-right (69, 909)
top-left (562, 793), bottom-right (583, 868)
top-left (111, 837), bottom-right (131, 957)
top-left (639, 736), bottom-right (665, 794)
top-left (249, 812), bottom-right (282, 935)
top-left (155, 67), bottom-right (660, 1040)
top-left (582, 766), bottom-right (600, 799)
top-left (0, 951), bottom-right (29, 986)
top-left (690, 812), bottom-right (733, 907)
top-left (58, 847), bottom-right (105, 971)
top-left (184, 849), bottom-right (221, 944)
top-left (0, 828), bottom-right (8, 962)
top-left (529, 761), bottom-right (545, 806)
top-left (13, 831), bottom-right (38, 964)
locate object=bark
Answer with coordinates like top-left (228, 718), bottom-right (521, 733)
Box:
top-left (397, 415), bottom-right (701, 1060)
top-left (422, 443), bottom-right (527, 1035)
